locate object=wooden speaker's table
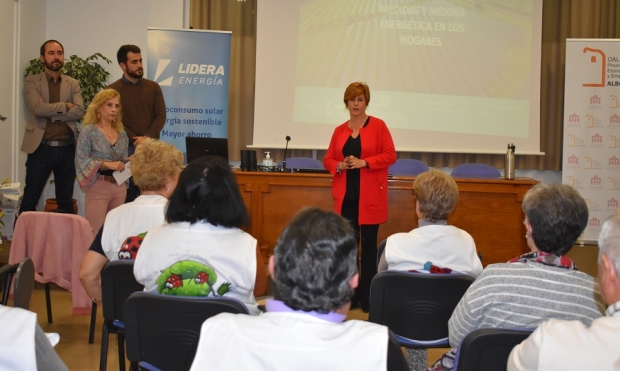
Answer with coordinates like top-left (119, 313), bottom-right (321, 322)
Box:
top-left (235, 171), bottom-right (537, 265)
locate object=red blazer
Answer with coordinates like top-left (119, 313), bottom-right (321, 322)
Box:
top-left (324, 116), bottom-right (396, 225)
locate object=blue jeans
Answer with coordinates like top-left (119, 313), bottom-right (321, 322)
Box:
top-left (20, 144), bottom-right (76, 213)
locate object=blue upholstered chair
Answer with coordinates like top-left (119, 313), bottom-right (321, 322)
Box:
top-left (451, 163), bottom-right (500, 179)
top-left (277, 157), bottom-right (324, 170)
top-left (369, 271), bottom-right (474, 348)
top-left (124, 292), bottom-right (249, 371)
top-left (388, 159), bottom-right (429, 176)
top-left (453, 328), bottom-right (533, 371)
top-left (100, 260), bottom-right (144, 371)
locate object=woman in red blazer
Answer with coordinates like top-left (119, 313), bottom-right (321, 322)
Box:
top-left (324, 82), bottom-right (396, 311)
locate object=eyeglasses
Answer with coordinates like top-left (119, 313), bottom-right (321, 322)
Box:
top-left (0, 179), bottom-right (10, 189)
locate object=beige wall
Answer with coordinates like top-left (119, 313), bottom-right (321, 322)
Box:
top-left (0, 0), bottom-right (185, 201)
top-left (567, 244), bottom-right (600, 278)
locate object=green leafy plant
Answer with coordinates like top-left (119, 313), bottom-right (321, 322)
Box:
top-left (24, 53), bottom-right (112, 108)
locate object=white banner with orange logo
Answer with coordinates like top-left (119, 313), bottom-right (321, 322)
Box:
top-left (562, 39), bottom-right (620, 243)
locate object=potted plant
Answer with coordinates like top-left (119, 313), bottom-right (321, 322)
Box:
top-left (24, 53), bottom-right (112, 108)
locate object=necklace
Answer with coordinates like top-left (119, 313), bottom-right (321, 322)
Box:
top-left (348, 115), bottom-right (369, 130)
top-left (97, 123), bottom-right (117, 143)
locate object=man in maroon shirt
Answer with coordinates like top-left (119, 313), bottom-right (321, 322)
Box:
top-left (108, 45), bottom-right (166, 202)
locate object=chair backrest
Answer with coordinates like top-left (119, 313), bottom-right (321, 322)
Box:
top-left (368, 271), bottom-right (474, 346)
top-left (376, 239), bottom-right (387, 267)
top-left (13, 259), bottom-right (35, 310)
top-left (101, 260), bottom-right (144, 323)
top-left (124, 292), bottom-right (249, 371)
top-left (388, 159), bottom-right (429, 176)
top-left (451, 163), bottom-right (500, 179)
top-left (0, 258), bottom-right (35, 310)
top-left (454, 328), bottom-right (533, 371)
top-left (277, 157), bottom-right (324, 170)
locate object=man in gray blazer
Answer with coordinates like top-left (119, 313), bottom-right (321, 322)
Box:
top-left (19, 40), bottom-right (84, 215)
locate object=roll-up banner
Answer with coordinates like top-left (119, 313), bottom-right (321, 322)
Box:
top-left (147, 28), bottom-right (232, 156)
top-left (563, 39), bottom-right (620, 243)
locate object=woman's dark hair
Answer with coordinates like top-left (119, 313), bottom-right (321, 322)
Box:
top-left (271, 207), bottom-right (358, 313)
top-left (522, 183), bottom-right (588, 256)
top-left (165, 156), bottom-right (249, 228)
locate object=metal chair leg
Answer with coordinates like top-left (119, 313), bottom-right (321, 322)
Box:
top-left (118, 332), bottom-right (126, 371)
top-left (89, 302), bottom-right (97, 343)
top-left (45, 283), bottom-right (53, 323)
top-left (1, 271), bottom-right (13, 305)
top-left (100, 322), bottom-right (109, 371)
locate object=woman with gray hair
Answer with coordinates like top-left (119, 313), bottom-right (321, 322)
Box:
top-left (428, 183), bottom-right (606, 371)
top-left (190, 208), bottom-right (409, 370)
top-left (508, 209), bottom-right (620, 370)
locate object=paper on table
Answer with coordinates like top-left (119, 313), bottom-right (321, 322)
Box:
top-left (0, 182), bottom-right (21, 195)
top-left (113, 161), bottom-right (132, 185)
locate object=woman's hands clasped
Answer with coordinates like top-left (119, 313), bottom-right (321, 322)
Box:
top-left (342, 155), bottom-right (367, 170)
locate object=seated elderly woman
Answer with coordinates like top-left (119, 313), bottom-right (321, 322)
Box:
top-left (379, 168), bottom-right (482, 277)
top-left (428, 183), bottom-right (606, 371)
top-left (379, 169), bottom-right (482, 369)
top-left (79, 139), bottom-right (183, 304)
top-left (133, 156), bottom-right (265, 315)
top-left (189, 207), bottom-right (409, 370)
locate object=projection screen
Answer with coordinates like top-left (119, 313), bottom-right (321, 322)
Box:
top-left (252, 0), bottom-right (543, 154)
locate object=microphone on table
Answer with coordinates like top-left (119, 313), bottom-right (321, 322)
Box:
top-left (279, 135), bottom-right (291, 172)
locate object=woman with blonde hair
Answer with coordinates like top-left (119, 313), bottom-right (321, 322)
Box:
top-left (75, 88), bottom-right (128, 235)
top-left (79, 138), bottom-right (183, 304)
top-left (379, 168), bottom-right (482, 277)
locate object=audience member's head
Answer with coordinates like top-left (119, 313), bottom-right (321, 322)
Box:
top-left (413, 168), bottom-right (459, 222)
top-left (131, 139), bottom-right (183, 197)
top-left (165, 156), bottom-right (248, 228)
top-left (270, 207), bottom-right (358, 313)
top-left (598, 210), bottom-right (620, 304)
top-left (522, 183), bottom-right (588, 256)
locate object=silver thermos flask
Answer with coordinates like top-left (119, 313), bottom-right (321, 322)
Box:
top-left (505, 143), bottom-right (515, 180)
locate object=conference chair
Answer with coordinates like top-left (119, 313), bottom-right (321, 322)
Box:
top-left (100, 260), bottom-right (144, 371)
top-left (0, 258), bottom-right (35, 310)
top-left (450, 163), bottom-right (501, 179)
top-left (453, 328), bottom-right (533, 371)
top-left (9, 211), bottom-right (94, 324)
top-left (376, 239), bottom-right (387, 267)
top-left (277, 157), bottom-right (324, 170)
top-left (124, 292), bottom-right (250, 371)
top-left (369, 271), bottom-right (475, 349)
top-left (388, 159), bottom-right (429, 176)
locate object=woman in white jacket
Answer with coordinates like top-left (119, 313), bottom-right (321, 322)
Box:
top-left (134, 156), bottom-right (262, 315)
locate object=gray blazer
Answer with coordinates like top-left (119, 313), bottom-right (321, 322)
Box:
top-left (21, 72), bottom-right (85, 154)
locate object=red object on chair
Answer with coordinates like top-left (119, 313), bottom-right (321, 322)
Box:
top-left (9, 211), bottom-right (94, 315)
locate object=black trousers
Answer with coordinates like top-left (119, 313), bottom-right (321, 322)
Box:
top-left (341, 199), bottom-right (379, 310)
top-left (20, 144), bottom-right (76, 213)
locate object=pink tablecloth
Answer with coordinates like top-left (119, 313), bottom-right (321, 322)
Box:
top-left (9, 212), bottom-right (94, 314)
